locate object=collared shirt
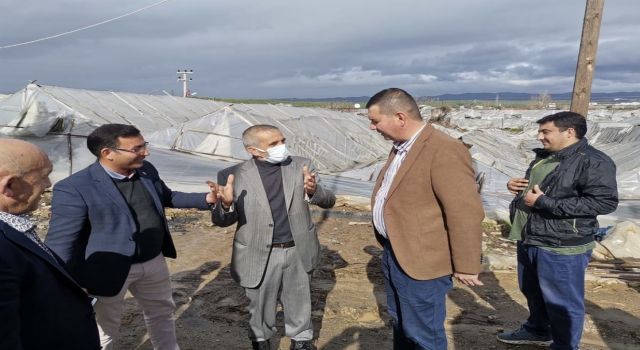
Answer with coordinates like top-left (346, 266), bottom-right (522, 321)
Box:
top-left (373, 124), bottom-right (426, 239)
top-left (100, 163), bottom-right (136, 180)
top-left (0, 211), bottom-right (56, 258)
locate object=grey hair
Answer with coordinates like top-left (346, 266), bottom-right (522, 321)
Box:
top-left (242, 124), bottom-right (281, 147)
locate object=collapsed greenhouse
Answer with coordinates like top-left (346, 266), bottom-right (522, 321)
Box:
top-left (0, 83), bottom-right (386, 196)
top-left (0, 83), bottom-right (638, 224)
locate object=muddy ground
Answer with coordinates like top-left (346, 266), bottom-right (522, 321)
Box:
top-left (36, 199), bottom-right (640, 350)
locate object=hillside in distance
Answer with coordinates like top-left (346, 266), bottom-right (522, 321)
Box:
top-left (270, 92), bottom-right (640, 104)
top-left (423, 91), bottom-right (640, 102)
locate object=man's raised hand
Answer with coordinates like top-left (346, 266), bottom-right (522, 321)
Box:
top-left (206, 174), bottom-right (235, 208)
top-left (302, 165), bottom-right (316, 195)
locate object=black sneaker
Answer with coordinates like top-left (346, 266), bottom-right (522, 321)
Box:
top-left (252, 340), bottom-right (270, 350)
top-left (497, 326), bottom-right (552, 346)
top-left (290, 339), bottom-right (316, 350)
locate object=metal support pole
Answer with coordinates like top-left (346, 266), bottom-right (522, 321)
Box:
top-left (177, 69), bottom-right (193, 97)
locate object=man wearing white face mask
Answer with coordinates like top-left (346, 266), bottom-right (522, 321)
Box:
top-left (208, 125), bottom-right (336, 350)
top-left (255, 143), bottom-right (289, 164)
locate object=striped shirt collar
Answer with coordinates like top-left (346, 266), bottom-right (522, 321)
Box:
top-left (392, 123), bottom-right (427, 154)
top-left (0, 211), bottom-right (36, 233)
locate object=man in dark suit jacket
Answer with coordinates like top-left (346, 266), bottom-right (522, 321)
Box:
top-left (367, 88), bottom-right (485, 350)
top-left (210, 125), bottom-right (335, 350)
top-left (0, 138), bottom-right (100, 350)
top-left (46, 124), bottom-right (217, 350)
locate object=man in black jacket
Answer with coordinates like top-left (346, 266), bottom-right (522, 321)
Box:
top-left (497, 112), bottom-right (618, 350)
top-left (0, 139), bottom-right (100, 350)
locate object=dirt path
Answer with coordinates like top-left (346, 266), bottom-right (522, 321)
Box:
top-left (38, 204), bottom-right (640, 349)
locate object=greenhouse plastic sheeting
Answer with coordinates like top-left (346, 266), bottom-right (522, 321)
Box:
top-left (147, 102), bottom-right (389, 174)
top-left (1, 83), bottom-right (638, 222)
top-left (0, 83), bottom-right (386, 197)
top-left (0, 84), bottom-right (228, 136)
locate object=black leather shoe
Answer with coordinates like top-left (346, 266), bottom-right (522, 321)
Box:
top-left (252, 340), bottom-right (271, 350)
top-left (290, 339), bottom-right (316, 350)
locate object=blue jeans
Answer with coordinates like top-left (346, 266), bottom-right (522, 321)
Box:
top-left (382, 242), bottom-right (452, 350)
top-left (517, 242), bottom-right (591, 350)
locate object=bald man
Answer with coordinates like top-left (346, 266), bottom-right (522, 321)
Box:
top-left (0, 139), bottom-right (100, 350)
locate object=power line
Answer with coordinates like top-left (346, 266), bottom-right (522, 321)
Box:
top-left (0, 0), bottom-right (173, 50)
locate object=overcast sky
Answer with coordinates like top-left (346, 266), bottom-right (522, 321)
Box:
top-left (1, 0), bottom-right (638, 98)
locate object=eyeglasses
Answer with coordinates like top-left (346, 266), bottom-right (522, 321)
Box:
top-left (112, 142), bottom-right (149, 154)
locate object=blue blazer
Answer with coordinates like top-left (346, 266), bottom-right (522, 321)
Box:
top-left (46, 161), bottom-right (208, 296)
top-left (0, 222), bottom-right (100, 350)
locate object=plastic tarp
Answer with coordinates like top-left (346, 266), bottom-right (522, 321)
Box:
top-left (1, 84), bottom-right (637, 223)
top-left (593, 221), bottom-right (640, 260)
top-left (147, 103), bottom-right (389, 174)
top-left (0, 83), bottom-right (382, 196)
top-left (0, 84), bottom-right (229, 137)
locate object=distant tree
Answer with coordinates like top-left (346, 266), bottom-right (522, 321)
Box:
top-left (533, 91), bottom-right (552, 108)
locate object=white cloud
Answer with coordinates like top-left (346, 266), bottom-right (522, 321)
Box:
top-left (262, 67), bottom-right (437, 88)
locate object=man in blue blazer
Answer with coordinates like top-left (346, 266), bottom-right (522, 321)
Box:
top-left (0, 139), bottom-right (100, 350)
top-left (46, 124), bottom-right (216, 350)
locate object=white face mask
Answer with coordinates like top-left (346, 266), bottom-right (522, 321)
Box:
top-left (255, 144), bottom-right (289, 163)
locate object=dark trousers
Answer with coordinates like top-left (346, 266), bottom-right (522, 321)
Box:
top-left (382, 241), bottom-right (452, 350)
top-left (518, 242), bottom-right (591, 350)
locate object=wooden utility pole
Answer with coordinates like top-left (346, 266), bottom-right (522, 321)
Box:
top-left (570, 0), bottom-right (605, 118)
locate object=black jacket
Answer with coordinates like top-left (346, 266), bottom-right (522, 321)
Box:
top-left (0, 222), bottom-right (100, 350)
top-left (510, 138), bottom-right (619, 247)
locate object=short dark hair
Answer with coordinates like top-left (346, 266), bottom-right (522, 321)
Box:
top-left (536, 111), bottom-right (587, 139)
top-left (366, 88), bottom-right (422, 121)
top-left (87, 124), bottom-right (141, 157)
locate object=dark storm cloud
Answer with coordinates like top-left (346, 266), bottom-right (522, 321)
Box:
top-left (1, 0), bottom-right (638, 98)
